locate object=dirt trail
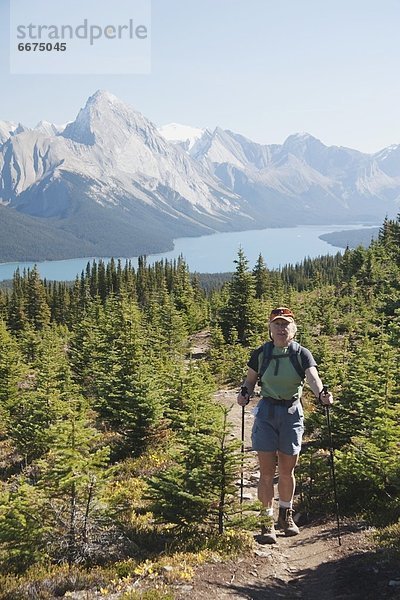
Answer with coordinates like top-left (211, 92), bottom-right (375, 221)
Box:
top-left (173, 518), bottom-right (387, 600)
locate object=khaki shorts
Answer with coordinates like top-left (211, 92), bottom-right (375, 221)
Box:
top-left (251, 398), bottom-right (304, 455)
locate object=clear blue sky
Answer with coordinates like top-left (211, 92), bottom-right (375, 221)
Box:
top-left (1, 0), bottom-right (399, 153)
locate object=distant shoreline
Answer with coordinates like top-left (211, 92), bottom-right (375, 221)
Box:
top-left (319, 226), bottom-right (380, 249)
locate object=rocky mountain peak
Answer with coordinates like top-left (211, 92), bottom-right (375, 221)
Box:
top-left (282, 132), bottom-right (325, 153)
top-left (61, 89), bottom-right (153, 150)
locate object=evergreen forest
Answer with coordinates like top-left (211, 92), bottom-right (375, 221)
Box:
top-left (0, 216), bottom-right (399, 598)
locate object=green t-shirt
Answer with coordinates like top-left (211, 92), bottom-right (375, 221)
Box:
top-left (248, 343), bottom-right (317, 400)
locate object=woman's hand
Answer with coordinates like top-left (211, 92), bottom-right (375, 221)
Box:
top-left (237, 369), bottom-right (258, 406)
top-left (237, 387), bottom-right (250, 406)
top-left (319, 389), bottom-right (334, 405)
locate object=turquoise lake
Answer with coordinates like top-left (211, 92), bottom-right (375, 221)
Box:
top-left (0, 224), bottom-right (377, 281)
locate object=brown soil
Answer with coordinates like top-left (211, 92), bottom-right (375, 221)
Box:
top-left (173, 520), bottom-right (398, 600)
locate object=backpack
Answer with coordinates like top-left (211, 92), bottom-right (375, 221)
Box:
top-left (258, 341), bottom-right (306, 382)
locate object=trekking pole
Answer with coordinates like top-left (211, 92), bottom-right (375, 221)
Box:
top-left (321, 385), bottom-right (342, 546)
top-left (240, 386), bottom-right (249, 507)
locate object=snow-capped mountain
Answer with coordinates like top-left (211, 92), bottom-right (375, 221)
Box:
top-left (158, 123), bottom-right (205, 151)
top-left (57, 91), bottom-right (241, 218)
top-left (0, 91), bottom-right (253, 260)
top-left (0, 90), bottom-right (399, 262)
top-left (186, 128), bottom-right (400, 223)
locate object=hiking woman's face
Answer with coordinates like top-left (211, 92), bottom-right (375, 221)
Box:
top-left (270, 319), bottom-right (295, 347)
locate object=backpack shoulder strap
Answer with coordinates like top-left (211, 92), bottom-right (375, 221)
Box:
top-left (258, 340), bottom-right (306, 381)
top-left (258, 341), bottom-right (274, 380)
top-left (288, 341), bottom-right (306, 380)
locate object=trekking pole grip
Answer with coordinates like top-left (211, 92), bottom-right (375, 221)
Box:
top-left (319, 384), bottom-right (329, 406)
top-left (241, 385), bottom-right (250, 405)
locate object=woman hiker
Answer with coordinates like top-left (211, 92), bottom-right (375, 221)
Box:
top-left (237, 307), bottom-right (333, 544)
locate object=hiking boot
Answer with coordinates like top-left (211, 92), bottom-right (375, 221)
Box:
top-left (260, 514), bottom-right (277, 544)
top-left (278, 507), bottom-right (299, 536)
top-left (261, 522), bottom-right (277, 544)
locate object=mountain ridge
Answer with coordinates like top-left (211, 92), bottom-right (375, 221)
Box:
top-left (0, 90), bottom-right (399, 262)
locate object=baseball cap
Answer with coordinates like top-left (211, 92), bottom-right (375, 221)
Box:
top-left (269, 307), bottom-right (295, 323)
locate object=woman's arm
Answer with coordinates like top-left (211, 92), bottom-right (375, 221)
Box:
top-left (305, 366), bottom-right (333, 404)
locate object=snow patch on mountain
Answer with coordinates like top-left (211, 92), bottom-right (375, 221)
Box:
top-left (0, 121), bottom-right (29, 145)
top-left (0, 122), bottom-right (18, 144)
top-left (356, 161), bottom-right (400, 197)
top-left (372, 144), bottom-right (400, 178)
top-left (158, 123), bottom-right (205, 150)
top-left (35, 121), bottom-right (65, 136)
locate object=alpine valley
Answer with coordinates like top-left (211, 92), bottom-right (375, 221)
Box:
top-left (0, 90), bottom-right (399, 261)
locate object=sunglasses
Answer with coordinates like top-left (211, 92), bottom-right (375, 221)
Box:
top-left (269, 308), bottom-right (294, 318)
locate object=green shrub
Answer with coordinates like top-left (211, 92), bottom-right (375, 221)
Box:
top-left (373, 521), bottom-right (400, 559)
top-left (206, 529), bottom-right (254, 557)
top-left (120, 590), bottom-right (174, 600)
top-left (0, 564), bottom-right (115, 600)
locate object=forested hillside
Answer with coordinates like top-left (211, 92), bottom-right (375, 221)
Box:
top-left (0, 216), bottom-right (399, 598)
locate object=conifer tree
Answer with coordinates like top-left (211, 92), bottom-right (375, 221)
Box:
top-left (0, 321), bottom-right (26, 428)
top-left (37, 397), bottom-right (110, 566)
top-left (25, 267), bottom-right (51, 330)
top-left (219, 248), bottom-right (260, 345)
top-left (212, 406), bottom-right (243, 533)
top-left (97, 260), bottom-right (107, 302)
top-left (171, 256), bottom-right (201, 332)
top-left (144, 281), bottom-right (189, 360)
top-left (0, 480), bottom-right (49, 572)
top-left (324, 336), bottom-right (385, 447)
top-left (136, 256), bottom-right (150, 306)
top-left (7, 269), bottom-right (27, 332)
top-left (148, 368), bottom-right (241, 533)
top-left (252, 253), bottom-right (270, 300)
top-left (88, 260), bottom-right (98, 298)
top-left (74, 296), bottom-right (163, 458)
top-left (122, 259), bottom-right (137, 299)
top-left (5, 327), bottom-right (73, 463)
top-left (165, 361), bottom-right (216, 430)
top-left (333, 335), bottom-right (400, 518)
